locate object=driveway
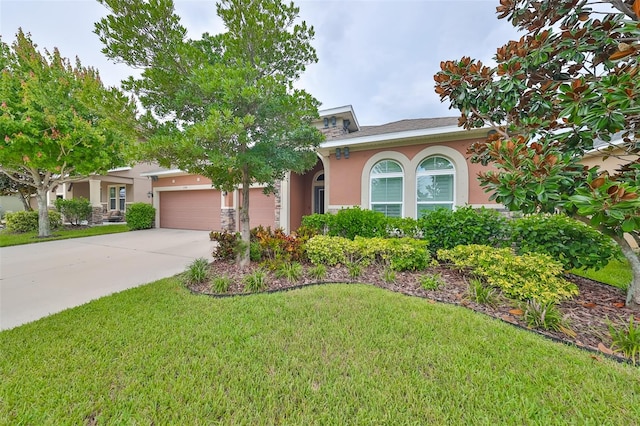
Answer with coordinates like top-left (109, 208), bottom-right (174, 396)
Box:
top-left (0, 229), bottom-right (213, 331)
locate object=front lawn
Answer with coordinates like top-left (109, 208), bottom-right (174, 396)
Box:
top-left (0, 224), bottom-right (129, 247)
top-left (573, 258), bottom-right (633, 290)
top-left (1, 278), bottom-right (638, 424)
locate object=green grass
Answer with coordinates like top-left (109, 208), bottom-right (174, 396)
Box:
top-left (0, 224), bottom-right (130, 247)
top-left (1, 279), bottom-right (639, 424)
top-left (572, 258), bottom-right (633, 290)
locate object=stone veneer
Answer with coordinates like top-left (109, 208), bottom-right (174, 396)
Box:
top-left (90, 206), bottom-right (103, 225)
top-left (221, 208), bottom-right (236, 232)
top-left (319, 125), bottom-right (349, 139)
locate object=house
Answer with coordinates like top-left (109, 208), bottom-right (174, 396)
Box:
top-left (48, 163), bottom-right (157, 224)
top-left (142, 105), bottom-right (498, 232)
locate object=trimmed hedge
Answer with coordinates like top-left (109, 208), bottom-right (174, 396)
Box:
top-left (5, 210), bottom-right (62, 233)
top-left (125, 203), bottom-right (156, 230)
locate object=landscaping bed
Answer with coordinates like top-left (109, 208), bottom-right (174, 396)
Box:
top-left (188, 261), bottom-right (638, 364)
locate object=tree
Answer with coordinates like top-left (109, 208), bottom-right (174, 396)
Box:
top-left (0, 29), bottom-right (138, 237)
top-left (0, 172), bottom-right (36, 211)
top-left (96, 0), bottom-right (324, 267)
top-left (434, 0), bottom-right (640, 307)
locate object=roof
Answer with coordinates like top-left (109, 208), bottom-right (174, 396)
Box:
top-left (334, 117), bottom-right (460, 141)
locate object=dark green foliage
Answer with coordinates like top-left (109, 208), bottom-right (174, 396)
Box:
top-left (511, 214), bottom-right (620, 271)
top-left (210, 231), bottom-right (240, 261)
top-left (301, 213), bottom-right (333, 235)
top-left (125, 203), bottom-right (156, 230)
top-left (331, 207), bottom-right (388, 239)
top-left (5, 210), bottom-right (61, 233)
top-left (385, 217), bottom-right (421, 238)
top-left (55, 198), bottom-right (92, 226)
top-left (250, 242), bottom-right (262, 262)
top-left (418, 206), bottom-right (510, 254)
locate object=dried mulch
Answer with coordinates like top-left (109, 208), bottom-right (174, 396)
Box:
top-left (188, 261), bottom-right (639, 364)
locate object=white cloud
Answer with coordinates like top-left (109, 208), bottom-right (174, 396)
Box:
top-left (1, 0), bottom-right (522, 124)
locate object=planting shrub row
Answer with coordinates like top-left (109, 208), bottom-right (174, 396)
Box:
top-left (438, 244), bottom-right (579, 305)
top-left (305, 235), bottom-right (430, 271)
top-left (303, 206), bottom-right (621, 271)
top-left (5, 210), bottom-right (62, 233)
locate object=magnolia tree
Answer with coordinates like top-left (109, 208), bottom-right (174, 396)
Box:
top-left (434, 0), bottom-right (640, 307)
top-left (0, 30), bottom-right (137, 237)
top-left (96, 0), bottom-right (324, 267)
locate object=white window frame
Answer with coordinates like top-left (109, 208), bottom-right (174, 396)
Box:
top-left (370, 160), bottom-right (404, 218)
top-left (416, 155), bottom-right (456, 215)
top-left (108, 185), bottom-right (127, 211)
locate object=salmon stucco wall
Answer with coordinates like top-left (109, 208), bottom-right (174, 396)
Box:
top-left (327, 138), bottom-right (496, 214)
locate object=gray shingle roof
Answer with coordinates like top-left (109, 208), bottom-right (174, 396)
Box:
top-left (334, 117), bottom-right (460, 140)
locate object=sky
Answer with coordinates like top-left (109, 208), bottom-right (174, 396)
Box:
top-left (0, 0), bottom-right (522, 125)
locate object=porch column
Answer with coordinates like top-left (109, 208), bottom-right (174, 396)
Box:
top-left (89, 178), bottom-right (103, 225)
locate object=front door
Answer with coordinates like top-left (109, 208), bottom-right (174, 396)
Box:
top-left (314, 186), bottom-right (325, 214)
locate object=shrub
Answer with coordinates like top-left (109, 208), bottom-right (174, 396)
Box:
top-left (419, 273), bottom-right (444, 291)
top-left (385, 217), bottom-right (421, 238)
top-left (346, 262), bottom-right (362, 279)
top-left (183, 258), bottom-right (209, 285)
top-left (55, 197), bottom-right (92, 226)
top-left (305, 235), bottom-right (355, 266)
top-left (608, 316), bottom-right (640, 365)
top-left (467, 277), bottom-right (497, 306)
top-left (252, 226), bottom-right (305, 262)
top-left (243, 269), bottom-right (268, 292)
top-left (511, 213), bottom-right (620, 271)
top-left (211, 276), bottom-right (232, 293)
top-left (523, 300), bottom-right (565, 331)
top-left (249, 242), bottom-right (262, 262)
top-left (308, 264), bottom-right (327, 281)
top-left (438, 244), bottom-right (578, 304)
top-left (418, 206), bottom-right (510, 255)
top-left (210, 231), bottom-right (240, 261)
top-left (300, 213), bottom-right (333, 235)
top-left (5, 210), bottom-right (61, 233)
top-left (382, 268), bottom-right (397, 283)
top-left (330, 206), bottom-right (388, 239)
top-left (125, 203), bottom-right (156, 230)
top-left (275, 262), bottom-right (303, 283)
top-left (305, 235), bottom-right (430, 271)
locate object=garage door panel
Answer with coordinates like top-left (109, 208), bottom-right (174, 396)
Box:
top-left (248, 189), bottom-right (276, 229)
top-left (160, 190), bottom-right (221, 231)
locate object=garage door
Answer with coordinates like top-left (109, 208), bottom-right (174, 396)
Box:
top-left (247, 188), bottom-right (276, 229)
top-left (159, 190), bottom-right (221, 231)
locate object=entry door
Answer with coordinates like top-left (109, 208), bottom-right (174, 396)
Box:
top-left (314, 186), bottom-right (325, 214)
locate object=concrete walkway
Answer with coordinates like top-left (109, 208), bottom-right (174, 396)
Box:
top-left (0, 229), bottom-right (213, 331)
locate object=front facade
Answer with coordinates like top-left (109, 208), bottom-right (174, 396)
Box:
top-left (49, 163), bottom-right (156, 224)
top-left (144, 105), bottom-right (498, 232)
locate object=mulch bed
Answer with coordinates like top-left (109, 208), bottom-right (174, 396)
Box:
top-left (188, 261), bottom-right (639, 364)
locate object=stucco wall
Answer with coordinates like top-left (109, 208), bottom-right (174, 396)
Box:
top-left (327, 138), bottom-right (496, 216)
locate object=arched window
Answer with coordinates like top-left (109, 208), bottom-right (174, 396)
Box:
top-left (416, 156), bottom-right (455, 216)
top-left (370, 160), bottom-right (403, 217)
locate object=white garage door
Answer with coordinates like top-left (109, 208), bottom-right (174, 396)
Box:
top-left (159, 190), bottom-right (221, 231)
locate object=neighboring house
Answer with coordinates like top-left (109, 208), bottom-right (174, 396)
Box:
top-left (143, 105), bottom-right (498, 232)
top-left (48, 163), bottom-right (157, 224)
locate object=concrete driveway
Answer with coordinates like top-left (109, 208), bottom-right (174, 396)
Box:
top-left (0, 228), bottom-right (213, 331)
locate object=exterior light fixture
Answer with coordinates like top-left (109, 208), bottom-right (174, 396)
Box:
top-left (343, 147), bottom-right (350, 159)
top-left (335, 148), bottom-right (341, 159)
top-left (147, 191), bottom-right (153, 198)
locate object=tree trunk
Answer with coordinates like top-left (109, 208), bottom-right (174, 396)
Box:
top-left (36, 187), bottom-right (50, 238)
top-left (611, 234), bottom-right (640, 309)
top-left (237, 165), bottom-right (251, 269)
top-left (18, 191), bottom-right (32, 211)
